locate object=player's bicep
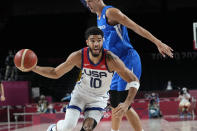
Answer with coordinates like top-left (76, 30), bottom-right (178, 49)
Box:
top-left (106, 8), bottom-right (125, 24)
top-left (107, 52), bottom-right (126, 72)
top-left (107, 52), bottom-right (137, 82)
top-left (106, 51), bottom-right (121, 72)
top-left (107, 8), bottom-right (140, 32)
top-left (112, 57), bottom-right (127, 74)
top-left (115, 61), bottom-right (133, 81)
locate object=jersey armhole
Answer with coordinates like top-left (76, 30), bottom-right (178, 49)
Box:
top-left (105, 50), bottom-right (113, 73)
top-left (81, 48), bottom-right (84, 70)
top-left (105, 7), bottom-right (118, 26)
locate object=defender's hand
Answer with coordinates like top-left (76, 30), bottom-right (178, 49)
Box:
top-left (156, 42), bottom-right (174, 58)
top-left (113, 102), bottom-right (130, 117)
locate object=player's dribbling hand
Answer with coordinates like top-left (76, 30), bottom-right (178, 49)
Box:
top-left (156, 41), bottom-right (174, 58)
top-left (112, 102), bottom-right (129, 118)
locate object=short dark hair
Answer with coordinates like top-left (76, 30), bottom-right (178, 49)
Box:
top-left (85, 26), bottom-right (104, 40)
top-left (150, 99), bottom-right (156, 105)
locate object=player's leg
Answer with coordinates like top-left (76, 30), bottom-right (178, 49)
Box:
top-left (123, 49), bottom-right (143, 131)
top-left (47, 107), bottom-right (82, 131)
top-left (111, 108), bottom-right (123, 131)
top-left (47, 90), bottom-right (85, 131)
top-left (80, 110), bottom-right (103, 131)
top-left (109, 90), bottom-right (123, 131)
top-left (125, 108), bottom-right (143, 131)
top-left (110, 90), bottom-right (143, 131)
top-left (110, 49), bottom-right (143, 131)
top-left (185, 102), bottom-right (191, 112)
top-left (179, 102), bottom-right (184, 112)
top-left (80, 118), bottom-right (97, 131)
top-left (179, 100), bottom-right (185, 112)
top-left (179, 101), bottom-right (185, 118)
top-left (80, 97), bottom-right (108, 131)
top-left (110, 90), bottom-right (139, 131)
top-left (4, 65), bottom-right (10, 80)
top-left (57, 109), bottom-right (81, 131)
top-left (47, 108), bottom-right (81, 131)
top-left (81, 110), bottom-right (102, 131)
top-left (184, 102), bottom-right (192, 118)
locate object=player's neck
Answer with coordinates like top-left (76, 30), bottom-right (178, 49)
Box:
top-left (89, 53), bottom-right (102, 64)
top-left (97, 3), bottom-right (106, 19)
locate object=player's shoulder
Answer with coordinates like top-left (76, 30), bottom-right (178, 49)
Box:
top-left (106, 7), bottom-right (121, 15)
top-left (72, 49), bottom-right (82, 56)
top-left (105, 51), bottom-right (122, 72)
top-left (105, 50), bottom-right (119, 61)
top-left (68, 49), bottom-right (82, 61)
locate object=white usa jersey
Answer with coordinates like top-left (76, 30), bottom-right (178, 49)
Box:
top-left (74, 47), bottom-right (113, 97)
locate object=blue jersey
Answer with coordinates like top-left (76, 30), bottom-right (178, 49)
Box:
top-left (97, 6), bottom-right (134, 58)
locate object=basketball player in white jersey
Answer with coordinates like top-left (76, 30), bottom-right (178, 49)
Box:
top-left (19, 27), bottom-right (140, 131)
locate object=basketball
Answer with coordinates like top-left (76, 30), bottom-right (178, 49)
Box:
top-left (14, 49), bottom-right (38, 72)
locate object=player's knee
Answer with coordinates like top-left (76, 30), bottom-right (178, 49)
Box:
top-left (63, 124), bottom-right (75, 131)
top-left (62, 120), bottom-right (76, 131)
top-left (81, 118), bottom-right (97, 131)
top-left (110, 102), bottom-right (118, 108)
top-left (57, 120), bottom-right (75, 131)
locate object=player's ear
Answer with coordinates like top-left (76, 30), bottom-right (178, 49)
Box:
top-left (86, 40), bottom-right (89, 46)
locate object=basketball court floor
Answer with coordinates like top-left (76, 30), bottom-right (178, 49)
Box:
top-left (0, 116), bottom-right (196, 131)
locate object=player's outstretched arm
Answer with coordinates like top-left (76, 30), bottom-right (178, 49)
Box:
top-left (106, 51), bottom-right (139, 116)
top-left (106, 8), bottom-right (173, 58)
top-left (32, 50), bottom-right (81, 79)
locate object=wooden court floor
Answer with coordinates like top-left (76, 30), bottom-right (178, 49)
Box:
top-left (0, 116), bottom-right (197, 131)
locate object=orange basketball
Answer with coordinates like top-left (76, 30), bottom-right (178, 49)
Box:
top-left (14, 49), bottom-right (37, 72)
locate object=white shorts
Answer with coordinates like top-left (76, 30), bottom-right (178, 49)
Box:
top-left (179, 99), bottom-right (190, 107)
top-left (67, 88), bottom-right (109, 123)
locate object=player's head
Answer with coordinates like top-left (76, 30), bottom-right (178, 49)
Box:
top-left (40, 95), bottom-right (45, 100)
top-left (85, 26), bottom-right (104, 57)
top-left (182, 87), bottom-right (188, 94)
top-left (84, 0), bottom-right (103, 13)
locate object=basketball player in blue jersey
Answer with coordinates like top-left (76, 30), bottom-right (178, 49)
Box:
top-left (81, 0), bottom-right (174, 131)
top-left (17, 27), bottom-right (140, 131)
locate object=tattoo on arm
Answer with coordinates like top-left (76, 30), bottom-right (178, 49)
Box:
top-left (106, 52), bottom-right (118, 62)
top-left (106, 51), bottom-right (124, 73)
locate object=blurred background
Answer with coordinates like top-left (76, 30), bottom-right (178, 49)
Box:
top-left (0, 0), bottom-right (197, 102)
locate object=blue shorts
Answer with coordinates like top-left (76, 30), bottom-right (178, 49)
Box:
top-left (110, 49), bottom-right (142, 91)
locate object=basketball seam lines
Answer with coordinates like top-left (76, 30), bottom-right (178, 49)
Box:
top-left (21, 49), bottom-right (29, 71)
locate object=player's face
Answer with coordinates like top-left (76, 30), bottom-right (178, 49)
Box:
top-left (85, 0), bottom-right (98, 13)
top-left (86, 35), bottom-right (103, 57)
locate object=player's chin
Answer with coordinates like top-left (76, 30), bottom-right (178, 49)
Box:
top-left (89, 8), bottom-right (96, 13)
top-left (92, 52), bottom-right (100, 57)
top-left (93, 50), bottom-right (100, 54)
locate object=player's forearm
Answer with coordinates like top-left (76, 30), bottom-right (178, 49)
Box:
top-left (132, 25), bottom-right (161, 46)
top-left (124, 87), bottom-right (138, 106)
top-left (123, 16), bottom-right (161, 46)
top-left (141, 28), bottom-right (161, 46)
top-left (32, 66), bottom-right (59, 79)
top-left (0, 84), bottom-right (4, 96)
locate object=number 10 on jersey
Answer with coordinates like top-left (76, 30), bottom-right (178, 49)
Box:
top-left (90, 77), bottom-right (102, 88)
